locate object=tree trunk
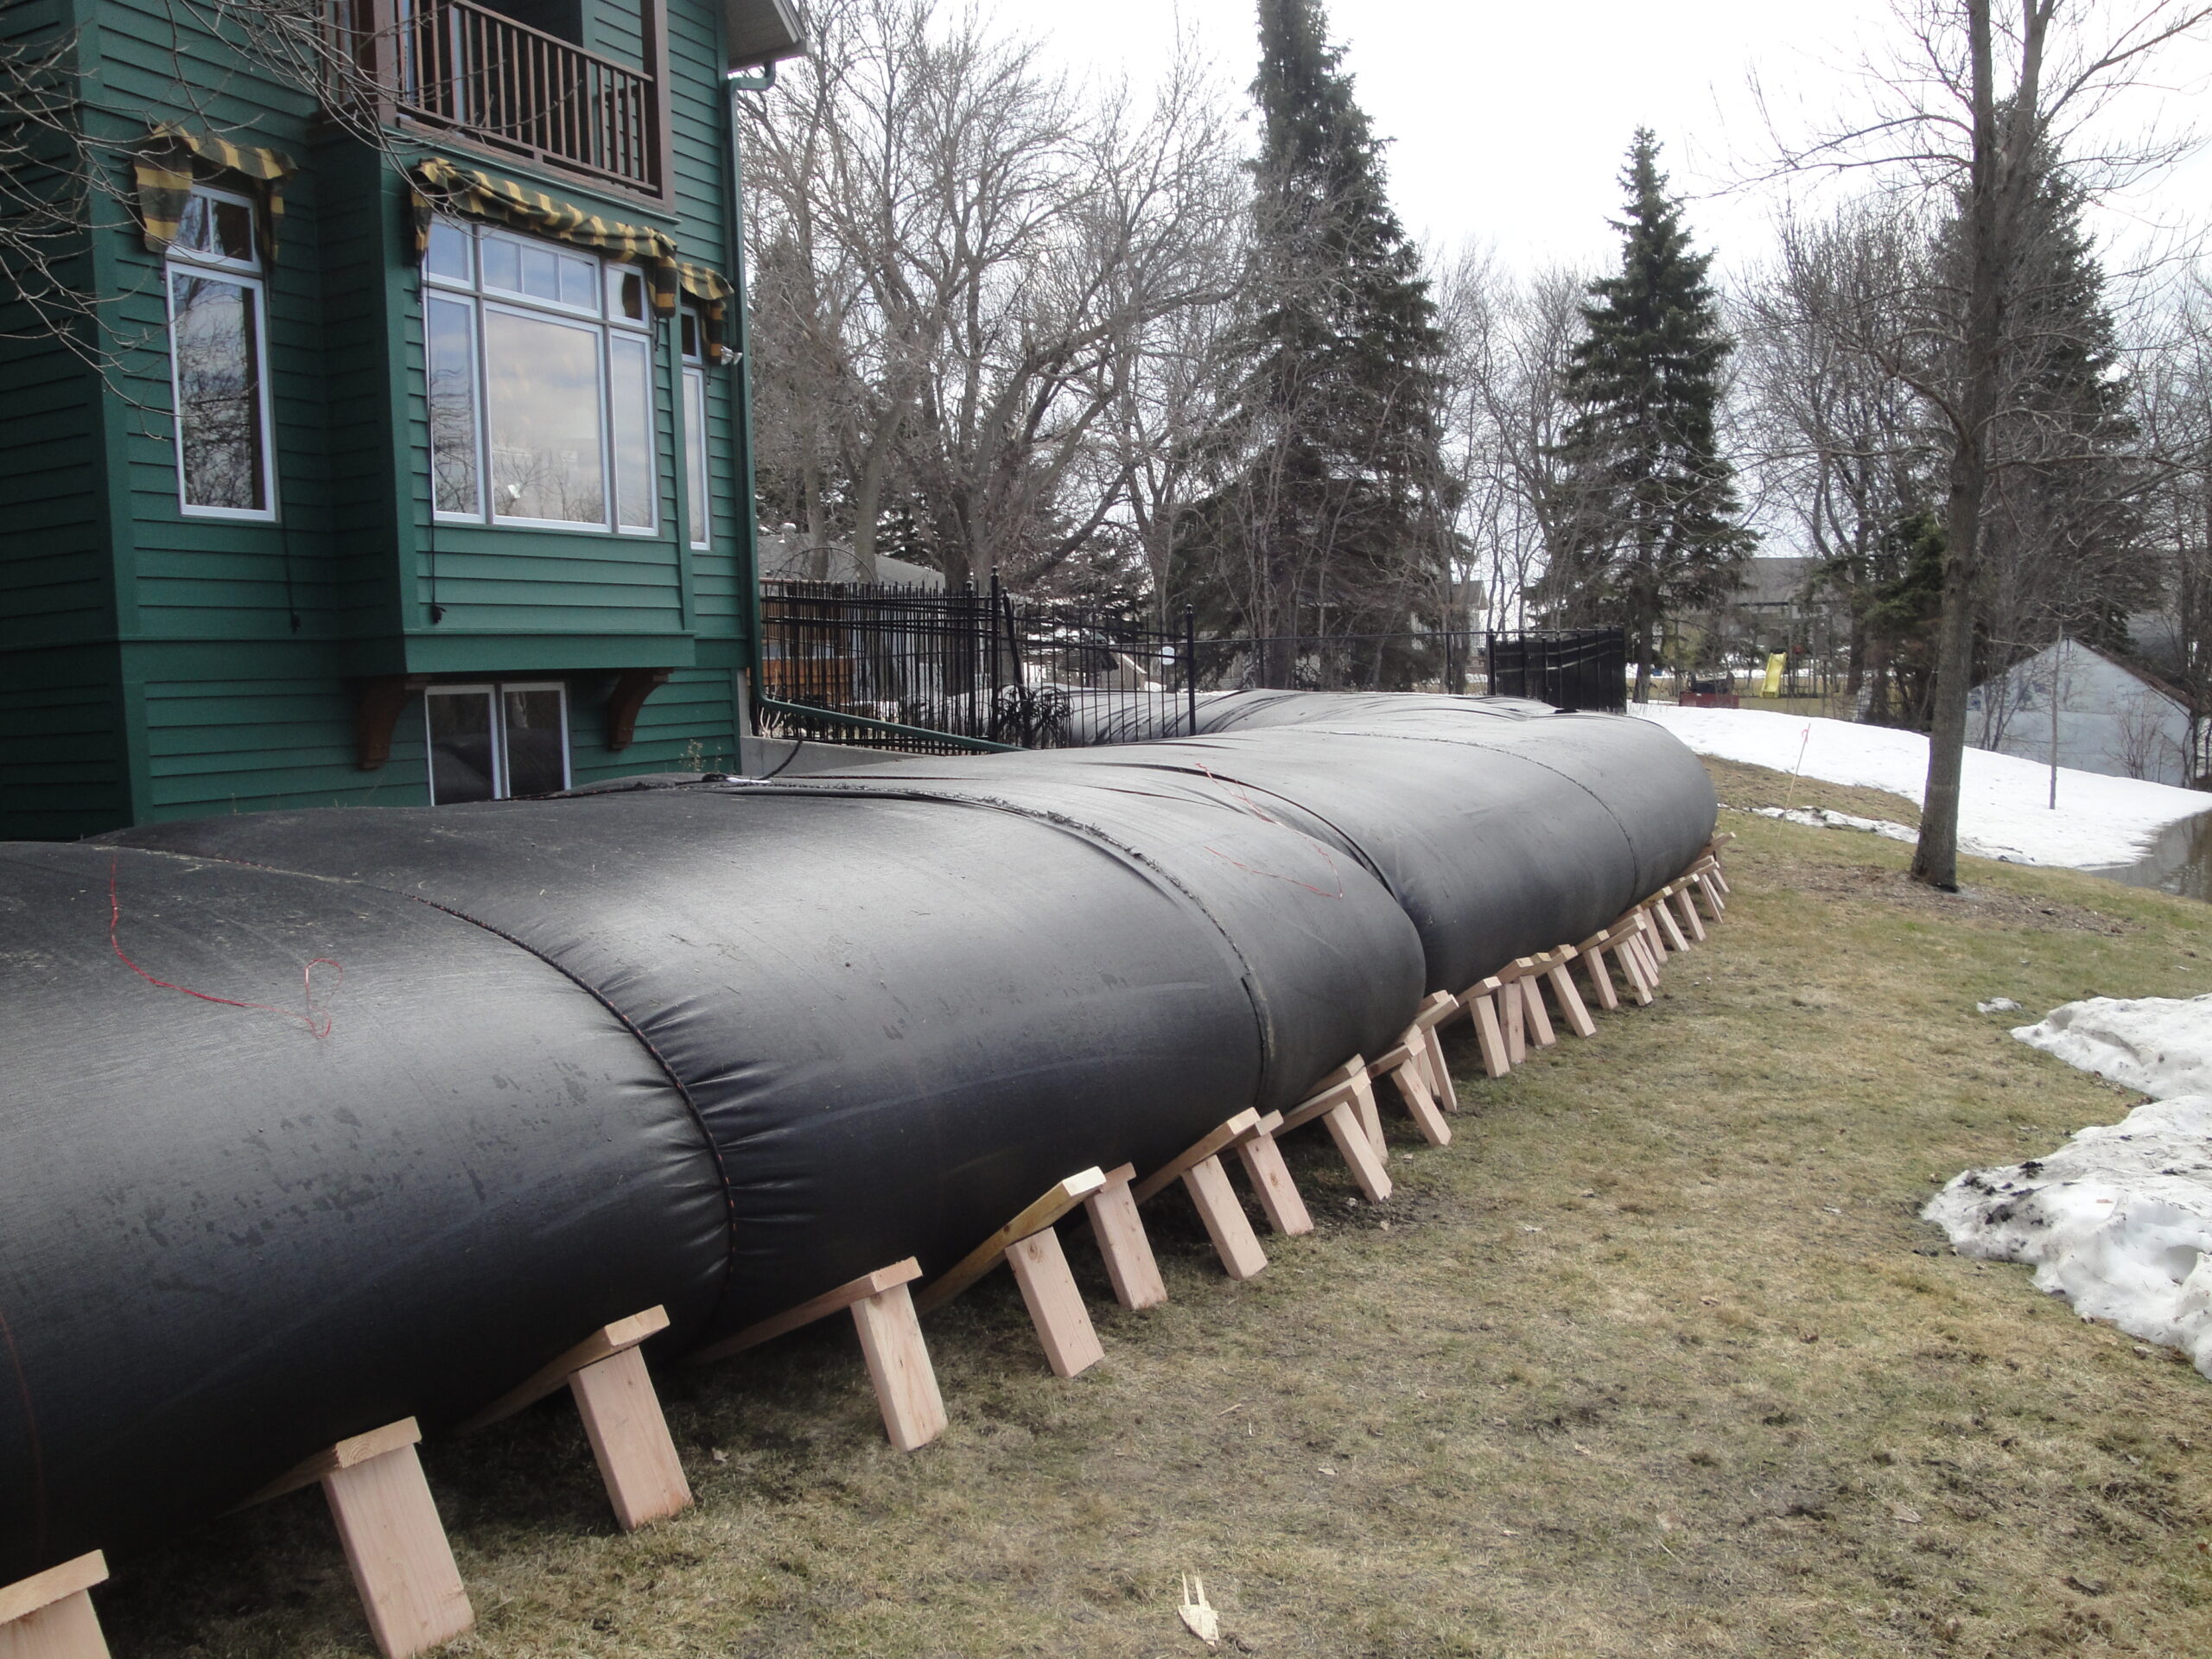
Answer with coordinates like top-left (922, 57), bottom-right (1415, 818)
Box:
top-left (1911, 0), bottom-right (2008, 893)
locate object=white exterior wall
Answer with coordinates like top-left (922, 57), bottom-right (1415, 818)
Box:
top-left (1968, 640), bottom-right (2195, 787)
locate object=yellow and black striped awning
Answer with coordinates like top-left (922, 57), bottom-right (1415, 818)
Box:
top-left (135, 124), bottom-right (298, 263)
top-left (408, 157), bottom-right (734, 351)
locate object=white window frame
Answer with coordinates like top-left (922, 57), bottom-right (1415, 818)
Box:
top-left (423, 218), bottom-right (658, 537)
top-left (167, 184), bottom-right (278, 523)
top-left (423, 679), bottom-right (572, 804)
top-left (680, 307), bottom-right (711, 551)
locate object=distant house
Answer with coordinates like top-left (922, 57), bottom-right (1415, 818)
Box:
top-left (755, 529), bottom-right (946, 589)
top-left (0, 0), bottom-right (806, 837)
top-left (1968, 638), bottom-right (2202, 787)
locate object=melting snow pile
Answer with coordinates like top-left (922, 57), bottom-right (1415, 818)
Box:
top-left (1924, 995), bottom-right (2212, 1375)
top-left (1751, 805), bottom-right (1916, 844)
top-left (1639, 703), bottom-right (2212, 871)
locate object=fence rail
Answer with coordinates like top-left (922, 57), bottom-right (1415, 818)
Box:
top-left (758, 579), bottom-right (1627, 753)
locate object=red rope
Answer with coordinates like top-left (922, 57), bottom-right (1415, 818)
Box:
top-left (108, 859), bottom-right (341, 1039)
top-left (1192, 761), bottom-right (1347, 899)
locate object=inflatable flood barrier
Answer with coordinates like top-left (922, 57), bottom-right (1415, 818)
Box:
top-left (0, 694), bottom-right (1714, 1582)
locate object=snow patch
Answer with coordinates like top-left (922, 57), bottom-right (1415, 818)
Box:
top-left (1750, 804), bottom-right (1916, 844)
top-left (1924, 995), bottom-right (2212, 1376)
top-left (1637, 703), bottom-right (2212, 871)
top-left (2012, 994), bottom-right (2212, 1099)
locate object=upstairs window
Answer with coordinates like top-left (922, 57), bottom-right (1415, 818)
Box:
top-left (167, 186), bottom-right (276, 518)
top-left (424, 681), bottom-right (571, 803)
top-left (423, 218), bottom-right (657, 534)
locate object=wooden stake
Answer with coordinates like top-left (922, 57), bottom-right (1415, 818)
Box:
top-left (910, 1171), bottom-right (1110, 1378)
top-left (693, 1260), bottom-right (945, 1452)
top-left (1409, 991), bottom-right (1459, 1104)
top-left (1179, 1154), bottom-right (1268, 1280)
top-left (251, 1421), bottom-right (473, 1659)
top-left (1503, 967), bottom-right (1527, 1061)
top-left (848, 1275), bottom-right (949, 1452)
top-left (1543, 950), bottom-right (1599, 1039)
top-left (1671, 882), bottom-right (1707, 943)
top-left (1461, 979), bottom-right (1511, 1077)
top-left (1650, 896), bottom-right (1691, 954)
top-left (0, 1553), bottom-right (110, 1659)
top-left (1083, 1163), bottom-right (1167, 1309)
top-left (1618, 923), bottom-right (1656, 1004)
top-left (1278, 1067), bottom-right (1391, 1198)
top-left (1319, 1096), bottom-right (1393, 1202)
top-left (1384, 1059), bottom-right (1451, 1145)
top-left (457, 1308), bottom-right (690, 1532)
top-left (1233, 1114), bottom-right (1314, 1234)
top-left (1520, 972), bottom-right (1557, 1048)
top-left (916, 1169), bottom-right (1109, 1313)
top-left (1004, 1227), bottom-right (1105, 1377)
top-left (1575, 933), bottom-right (1619, 1012)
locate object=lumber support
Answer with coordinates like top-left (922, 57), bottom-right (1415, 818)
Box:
top-left (1669, 880), bottom-right (1707, 943)
top-left (1408, 990), bottom-right (1459, 1105)
top-left (694, 1259), bottom-right (946, 1452)
top-left (0, 1553), bottom-right (110, 1659)
top-left (917, 1170), bottom-right (1109, 1376)
top-left (457, 1306), bottom-right (687, 1531)
top-left (1084, 1163), bottom-right (1168, 1308)
top-left (1574, 931), bottom-right (1619, 1013)
top-left (1281, 1066), bottom-right (1393, 1204)
top-left (1006, 1226), bottom-right (1104, 1377)
top-left (1541, 946), bottom-right (1599, 1039)
top-left (1134, 1112), bottom-right (1269, 1279)
top-left (1459, 977), bottom-right (1512, 1077)
top-left (1368, 1042), bottom-right (1450, 1146)
top-left (1516, 958), bottom-right (1558, 1049)
top-left (254, 1420), bottom-right (474, 1659)
top-left (1233, 1113), bottom-right (1314, 1234)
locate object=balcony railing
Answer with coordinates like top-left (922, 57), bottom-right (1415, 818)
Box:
top-left (369, 0), bottom-right (660, 193)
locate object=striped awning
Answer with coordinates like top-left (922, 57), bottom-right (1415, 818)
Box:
top-left (408, 157), bottom-right (734, 353)
top-left (135, 124), bottom-right (297, 264)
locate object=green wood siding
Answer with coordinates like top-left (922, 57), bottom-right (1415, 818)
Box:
top-left (1, 0), bottom-right (759, 836)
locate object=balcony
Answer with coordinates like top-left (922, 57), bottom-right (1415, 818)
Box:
top-left (343, 0), bottom-right (664, 194)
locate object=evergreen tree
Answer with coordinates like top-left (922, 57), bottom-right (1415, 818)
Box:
top-left (1181, 0), bottom-right (1454, 687)
top-left (1542, 130), bottom-right (1751, 701)
top-left (1973, 158), bottom-right (2150, 665)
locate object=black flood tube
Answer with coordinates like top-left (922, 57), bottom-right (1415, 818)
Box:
top-left (0, 695), bottom-right (1713, 1583)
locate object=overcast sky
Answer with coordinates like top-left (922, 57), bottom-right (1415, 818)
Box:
top-left (1025, 0), bottom-right (2212, 282)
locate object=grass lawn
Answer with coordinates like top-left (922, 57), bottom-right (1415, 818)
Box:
top-left (97, 763), bottom-right (2212, 1658)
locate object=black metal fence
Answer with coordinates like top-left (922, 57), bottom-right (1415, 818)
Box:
top-left (1486, 628), bottom-right (1627, 714)
top-left (756, 578), bottom-right (1626, 752)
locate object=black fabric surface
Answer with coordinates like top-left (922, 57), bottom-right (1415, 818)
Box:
top-left (0, 844), bottom-right (726, 1582)
top-left (0, 696), bottom-right (1715, 1580)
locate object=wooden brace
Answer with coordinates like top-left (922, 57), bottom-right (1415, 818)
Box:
top-left (1134, 1116), bottom-right (1268, 1279)
top-left (250, 1420), bottom-right (474, 1659)
top-left (0, 1553), bottom-right (111, 1659)
top-left (694, 1259), bottom-right (946, 1452)
top-left (916, 1171), bottom-right (1109, 1376)
top-left (458, 1306), bottom-right (688, 1531)
top-left (1084, 1163), bottom-right (1168, 1308)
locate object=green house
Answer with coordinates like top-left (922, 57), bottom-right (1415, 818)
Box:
top-left (0, 0), bottom-right (804, 839)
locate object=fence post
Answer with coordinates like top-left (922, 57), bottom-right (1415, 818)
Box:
top-left (1184, 605), bottom-right (1198, 735)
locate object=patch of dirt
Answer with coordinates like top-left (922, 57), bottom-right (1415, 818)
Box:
top-left (1792, 862), bottom-right (2134, 933)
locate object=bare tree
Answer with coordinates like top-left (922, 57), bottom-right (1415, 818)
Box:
top-left (1766, 0), bottom-right (2212, 888)
top-left (1433, 251), bottom-right (1594, 635)
top-left (741, 0), bottom-right (1239, 591)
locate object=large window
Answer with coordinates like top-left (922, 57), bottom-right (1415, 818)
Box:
top-left (425, 682), bottom-right (572, 804)
top-left (423, 218), bottom-right (657, 534)
top-left (167, 187), bottom-right (276, 518)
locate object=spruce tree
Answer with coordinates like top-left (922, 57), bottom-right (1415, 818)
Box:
top-left (1544, 130), bottom-right (1751, 701)
top-left (1183, 0), bottom-right (1453, 687)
